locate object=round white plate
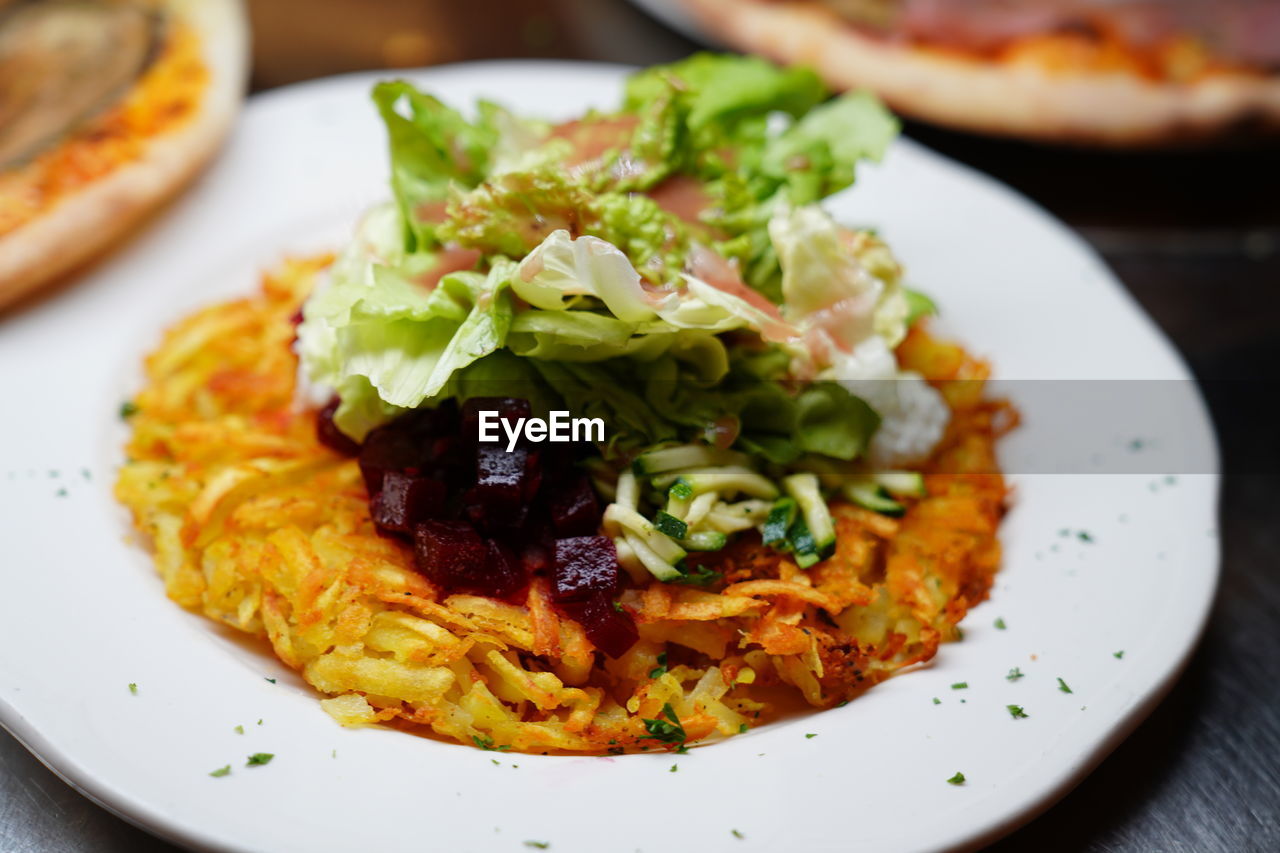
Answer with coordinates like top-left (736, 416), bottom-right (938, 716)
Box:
top-left (629, 0), bottom-right (715, 42)
top-left (0, 62), bottom-right (1219, 853)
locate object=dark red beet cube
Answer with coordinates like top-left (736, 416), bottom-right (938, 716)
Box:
top-left (481, 539), bottom-right (530, 600)
top-left (413, 520), bottom-right (488, 591)
top-left (558, 591), bottom-right (637, 658)
top-left (359, 426), bottom-right (429, 493)
top-left (372, 472), bottom-right (445, 534)
top-left (468, 445), bottom-right (536, 529)
top-left (520, 538), bottom-right (552, 574)
top-left (316, 399), bottom-right (360, 457)
top-left (552, 536), bottom-right (619, 602)
top-left (548, 475), bottom-right (600, 537)
top-left (462, 397), bottom-right (532, 444)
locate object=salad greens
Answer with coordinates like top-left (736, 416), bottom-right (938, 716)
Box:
top-left (298, 53), bottom-right (951, 583)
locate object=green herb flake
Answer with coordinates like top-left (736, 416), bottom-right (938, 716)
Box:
top-left (246, 752), bottom-right (274, 766)
top-left (1006, 667), bottom-right (1024, 681)
top-left (257, 719), bottom-right (263, 726)
top-left (947, 771), bottom-right (966, 785)
top-left (951, 682), bottom-right (968, 690)
top-left (55, 488), bottom-right (67, 498)
top-left (932, 697), bottom-right (941, 705)
top-left (670, 764), bottom-right (678, 773)
top-left (612, 601), bottom-right (624, 613)
top-left (994, 617), bottom-right (1007, 630)
top-left (234, 725), bottom-right (244, 735)
top-left (649, 652), bottom-right (669, 679)
top-left (1114, 650), bottom-right (1125, 659)
top-left (491, 759), bottom-right (501, 766)
top-left (264, 677), bottom-right (276, 684)
top-left (1007, 705), bottom-right (1029, 720)
top-left (1077, 531), bottom-right (1094, 543)
top-left (209, 765), bottom-right (231, 778)
top-left (639, 703), bottom-right (687, 751)
top-left (731, 829), bottom-right (745, 840)
top-left (128, 683), bottom-right (138, 695)
top-left (523, 842), bottom-right (550, 850)
top-left (119, 401), bottom-right (139, 419)
top-left (1057, 677), bottom-right (1073, 694)
top-left (804, 733), bottom-right (818, 739)
top-left (738, 723), bottom-right (749, 733)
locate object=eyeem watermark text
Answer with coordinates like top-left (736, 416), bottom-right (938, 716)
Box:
top-left (477, 410), bottom-right (604, 451)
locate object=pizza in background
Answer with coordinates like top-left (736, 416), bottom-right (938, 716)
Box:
top-left (0, 0), bottom-right (248, 309)
top-left (682, 0), bottom-right (1280, 145)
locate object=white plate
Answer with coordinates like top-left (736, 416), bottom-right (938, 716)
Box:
top-left (630, 0), bottom-right (715, 42)
top-left (0, 62), bottom-right (1219, 853)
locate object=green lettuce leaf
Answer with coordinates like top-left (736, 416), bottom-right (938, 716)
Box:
top-left (299, 257), bottom-right (516, 439)
top-left (372, 81), bottom-right (498, 252)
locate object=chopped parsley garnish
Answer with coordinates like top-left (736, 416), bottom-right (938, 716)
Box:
top-left (731, 829), bottom-right (745, 840)
top-left (55, 488), bottom-right (67, 498)
top-left (1077, 531), bottom-right (1094, 543)
top-left (209, 765), bottom-right (231, 778)
top-left (612, 601), bottom-right (624, 612)
top-left (1006, 667), bottom-right (1024, 681)
top-left (491, 759), bottom-right (501, 766)
top-left (264, 677), bottom-right (276, 684)
top-left (932, 697), bottom-right (941, 705)
top-left (994, 618), bottom-right (1007, 630)
top-left (471, 735), bottom-right (512, 751)
top-left (1007, 705), bottom-right (1029, 720)
top-left (951, 682), bottom-right (968, 690)
top-left (640, 703), bottom-right (687, 751)
top-left (127, 683), bottom-right (138, 695)
top-left (1114, 650), bottom-right (1125, 659)
top-left (119, 400), bottom-right (139, 419)
top-left (804, 733), bottom-right (818, 739)
top-left (649, 652), bottom-right (669, 679)
top-left (946, 771), bottom-right (966, 785)
top-left (523, 842), bottom-right (550, 850)
top-left (246, 752), bottom-right (274, 766)
top-left (738, 723), bottom-right (749, 733)
top-left (234, 725), bottom-right (244, 734)
top-left (1057, 677), bottom-right (1073, 694)
top-left (257, 719), bottom-right (263, 725)
top-left (670, 764), bottom-right (678, 773)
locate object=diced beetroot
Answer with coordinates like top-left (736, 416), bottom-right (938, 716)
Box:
top-left (558, 591), bottom-right (637, 658)
top-left (413, 520), bottom-right (489, 591)
top-left (481, 539), bottom-right (530, 600)
top-left (316, 399), bottom-right (359, 457)
top-left (548, 475), bottom-right (600, 537)
top-left (461, 397), bottom-right (531, 444)
top-left (359, 425), bottom-right (429, 493)
top-left (552, 536), bottom-right (619, 602)
top-left (468, 445), bottom-right (533, 530)
top-left (519, 537), bottom-right (550, 571)
top-left (372, 472), bottom-right (445, 534)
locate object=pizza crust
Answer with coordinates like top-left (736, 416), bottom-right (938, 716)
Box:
top-left (0, 0), bottom-right (248, 310)
top-left (684, 0), bottom-right (1280, 146)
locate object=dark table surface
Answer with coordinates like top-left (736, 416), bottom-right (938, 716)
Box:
top-left (3, 1), bottom-right (1278, 850)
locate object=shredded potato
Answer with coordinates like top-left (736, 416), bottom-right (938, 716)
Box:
top-left (115, 259), bottom-right (1012, 754)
